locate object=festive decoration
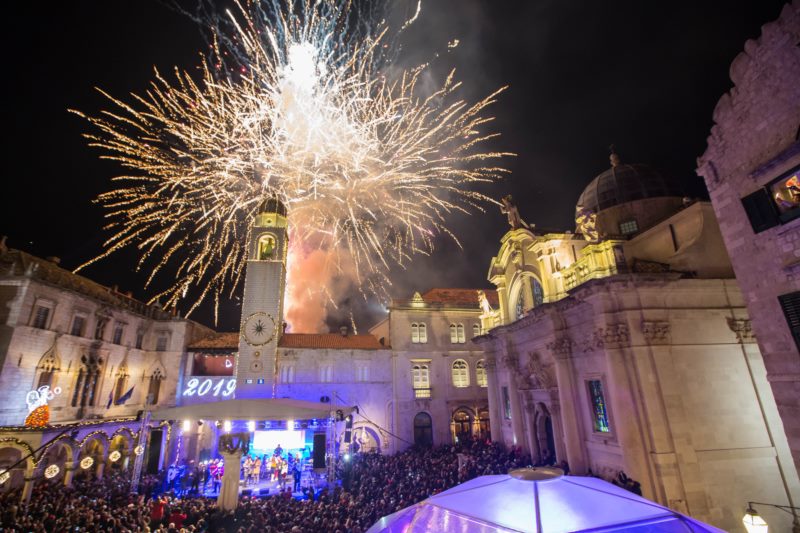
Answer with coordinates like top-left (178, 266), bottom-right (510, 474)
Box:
top-left (134, 444), bottom-right (145, 456)
top-left (72, 0), bottom-right (510, 321)
top-left (80, 457), bottom-right (94, 470)
top-left (182, 377), bottom-right (236, 398)
top-left (0, 470), bottom-right (9, 485)
top-left (24, 405), bottom-right (50, 428)
top-left (44, 465), bottom-right (60, 479)
top-left (109, 451), bottom-right (121, 463)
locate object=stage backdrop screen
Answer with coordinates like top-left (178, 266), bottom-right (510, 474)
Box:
top-left (252, 429), bottom-right (305, 451)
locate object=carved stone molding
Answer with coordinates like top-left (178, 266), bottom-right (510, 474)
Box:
top-left (578, 324), bottom-right (630, 352)
top-left (546, 336), bottom-right (573, 359)
top-left (521, 352), bottom-right (555, 390)
top-left (727, 318), bottom-right (756, 343)
top-left (641, 321), bottom-right (670, 344)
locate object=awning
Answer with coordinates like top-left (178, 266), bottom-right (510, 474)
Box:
top-left (150, 398), bottom-right (347, 421)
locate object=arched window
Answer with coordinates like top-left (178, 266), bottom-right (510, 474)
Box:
top-left (413, 412), bottom-right (433, 448)
top-left (450, 324), bottom-right (457, 343)
top-left (71, 353), bottom-right (102, 408)
top-left (532, 278), bottom-right (544, 307)
top-left (411, 323), bottom-right (419, 343)
top-left (472, 324), bottom-right (481, 338)
top-left (451, 359), bottom-right (469, 388)
top-left (419, 323), bottom-right (427, 343)
top-left (412, 364), bottom-right (430, 389)
top-left (36, 345), bottom-right (60, 390)
top-left (94, 317), bottom-right (108, 341)
top-left (515, 290), bottom-right (525, 320)
top-left (457, 324), bottom-right (465, 343)
top-left (452, 409), bottom-right (473, 443)
top-left (257, 233), bottom-right (277, 260)
top-left (476, 360), bottom-right (488, 388)
top-left (147, 368), bottom-right (164, 405)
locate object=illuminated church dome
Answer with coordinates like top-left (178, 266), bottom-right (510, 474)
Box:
top-left (575, 151), bottom-right (685, 239)
top-left (257, 196), bottom-right (288, 216)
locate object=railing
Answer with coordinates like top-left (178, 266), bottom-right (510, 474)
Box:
top-left (414, 387), bottom-right (432, 399)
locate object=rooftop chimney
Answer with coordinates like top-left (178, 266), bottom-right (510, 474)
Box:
top-left (339, 325), bottom-right (348, 337)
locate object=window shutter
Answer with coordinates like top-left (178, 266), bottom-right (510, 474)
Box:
top-left (741, 189), bottom-right (779, 233)
top-left (779, 291), bottom-right (800, 352)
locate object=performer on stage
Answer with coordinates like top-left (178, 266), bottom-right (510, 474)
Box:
top-left (253, 455), bottom-right (262, 485)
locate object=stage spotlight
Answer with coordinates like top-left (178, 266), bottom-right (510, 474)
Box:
top-left (344, 453), bottom-right (350, 462)
top-left (182, 419), bottom-right (191, 432)
top-left (247, 420), bottom-right (256, 432)
top-left (287, 419), bottom-right (294, 430)
top-left (223, 420), bottom-right (232, 433)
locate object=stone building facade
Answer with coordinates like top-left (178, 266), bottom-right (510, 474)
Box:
top-left (696, 0), bottom-right (800, 473)
top-left (0, 240), bottom-right (211, 496)
top-left (476, 158), bottom-right (800, 532)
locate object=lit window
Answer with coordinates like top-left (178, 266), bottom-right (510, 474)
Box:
top-left (451, 359), bottom-right (469, 388)
top-left (532, 278), bottom-right (544, 307)
top-left (411, 323), bottom-right (420, 343)
top-left (450, 324), bottom-right (457, 343)
top-left (70, 315), bottom-right (86, 337)
top-left (419, 323), bottom-right (427, 343)
top-left (31, 305), bottom-right (51, 329)
top-left (257, 233), bottom-right (277, 260)
top-left (457, 324), bottom-right (465, 343)
top-left (515, 291), bottom-right (525, 320)
top-left (619, 219), bottom-right (639, 235)
top-left (355, 364), bottom-right (369, 382)
top-left (472, 324), bottom-right (481, 338)
top-left (449, 324), bottom-right (465, 343)
top-left (587, 379), bottom-right (610, 433)
top-left (502, 386), bottom-right (512, 420)
top-left (412, 363), bottom-right (430, 389)
top-left (476, 360), bottom-right (487, 388)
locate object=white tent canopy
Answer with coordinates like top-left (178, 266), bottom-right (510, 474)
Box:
top-left (150, 398), bottom-right (346, 421)
top-left (368, 468), bottom-right (725, 533)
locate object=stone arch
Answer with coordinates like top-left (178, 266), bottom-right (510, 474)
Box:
top-left (508, 270), bottom-right (545, 321)
top-left (79, 431), bottom-right (110, 458)
top-left (413, 411), bottom-right (433, 448)
top-left (108, 431), bottom-right (133, 469)
top-left (451, 406), bottom-right (475, 443)
top-left (351, 423), bottom-right (382, 453)
top-left (35, 340), bottom-right (62, 390)
top-left (0, 439), bottom-right (36, 490)
top-left (534, 403), bottom-right (556, 463)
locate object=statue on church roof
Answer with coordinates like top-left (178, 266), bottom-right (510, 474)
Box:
top-left (500, 195), bottom-right (530, 230)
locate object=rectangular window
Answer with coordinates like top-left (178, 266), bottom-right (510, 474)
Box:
top-left (412, 363), bottom-right (430, 389)
top-left (779, 291), bottom-right (800, 352)
top-left (31, 305), bottom-right (50, 329)
top-left (280, 365), bottom-right (295, 383)
top-left (135, 331), bottom-right (144, 350)
top-left (112, 324), bottom-right (125, 345)
top-left (587, 379), bottom-right (611, 433)
top-left (742, 188), bottom-right (780, 233)
top-left (502, 386), bottom-right (511, 420)
top-left (619, 219), bottom-right (639, 235)
top-left (319, 364), bottom-right (333, 383)
top-left (70, 315), bottom-right (86, 337)
top-left (155, 334), bottom-right (169, 351)
top-left (94, 318), bottom-right (107, 340)
top-left (355, 364), bottom-right (369, 382)
top-left (768, 164), bottom-right (800, 224)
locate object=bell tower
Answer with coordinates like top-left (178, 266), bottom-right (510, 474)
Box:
top-left (236, 197), bottom-right (288, 398)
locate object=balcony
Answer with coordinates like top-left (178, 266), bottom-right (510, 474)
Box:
top-left (414, 387), bottom-right (432, 399)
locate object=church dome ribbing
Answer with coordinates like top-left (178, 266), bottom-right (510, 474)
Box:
top-left (576, 161), bottom-right (683, 213)
top-left (258, 196), bottom-right (288, 216)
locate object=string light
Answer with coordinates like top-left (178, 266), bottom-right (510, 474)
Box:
top-left (44, 465), bottom-right (60, 479)
top-left (108, 451), bottom-right (121, 463)
top-left (80, 457), bottom-right (94, 470)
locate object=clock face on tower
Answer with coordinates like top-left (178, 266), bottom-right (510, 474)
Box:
top-left (241, 312), bottom-right (277, 346)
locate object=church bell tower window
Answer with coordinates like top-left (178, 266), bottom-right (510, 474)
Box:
top-left (257, 233), bottom-right (278, 260)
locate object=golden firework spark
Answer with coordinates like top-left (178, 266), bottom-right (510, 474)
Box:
top-left (72, 0), bottom-right (510, 320)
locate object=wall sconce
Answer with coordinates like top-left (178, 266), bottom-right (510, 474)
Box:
top-left (742, 501), bottom-right (800, 533)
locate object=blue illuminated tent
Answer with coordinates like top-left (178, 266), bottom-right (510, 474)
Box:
top-left (367, 468), bottom-right (724, 533)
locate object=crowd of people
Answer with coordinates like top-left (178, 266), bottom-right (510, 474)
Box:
top-left (0, 439), bottom-right (530, 532)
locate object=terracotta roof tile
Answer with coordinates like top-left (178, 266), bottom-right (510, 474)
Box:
top-left (420, 288), bottom-right (499, 308)
top-left (188, 332), bottom-right (387, 351)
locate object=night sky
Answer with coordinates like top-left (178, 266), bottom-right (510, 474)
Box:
top-left (2, 1), bottom-right (789, 332)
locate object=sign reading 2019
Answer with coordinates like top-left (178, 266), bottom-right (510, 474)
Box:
top-left (182, 378), bottom-right (236, 398)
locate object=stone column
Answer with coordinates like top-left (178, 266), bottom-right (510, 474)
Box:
top-left (63, 465), bottom-right (76, 487)
top-left (217, 450), bottom-right (243, 511)
top-left (484, 357), bottom-right (502, 443)
top-left (503, 355), bottom-right (525, 448)
top-left (95, 461), bottom-right (105, 480)
top-left (523, 399), bottom-right (540, 461)
top-left (548, 336), bottom-right (586, 474)
top-left (547, 400), bottom-right (569, 465)
top-left (20, 465), bottom-right (35, 505)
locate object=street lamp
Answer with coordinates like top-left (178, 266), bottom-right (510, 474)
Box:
top-left (742, 501), bottom-right (800, 533)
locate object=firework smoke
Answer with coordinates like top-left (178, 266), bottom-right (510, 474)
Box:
top-left (72, 0), bottom-right (510, 330)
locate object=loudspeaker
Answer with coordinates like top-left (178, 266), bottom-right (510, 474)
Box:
top-left (313, 433), bottom-right (326, 469)
top-left (241, 489), bottom-right (252, 497)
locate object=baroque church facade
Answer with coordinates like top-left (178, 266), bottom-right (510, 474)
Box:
top-left (476, 155), bottom-right (800, 532)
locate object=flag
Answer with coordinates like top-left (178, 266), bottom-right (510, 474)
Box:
top-left (114, 385), bottom-right (135, 406)
top-left (106, 389), bottom-right (113, 409)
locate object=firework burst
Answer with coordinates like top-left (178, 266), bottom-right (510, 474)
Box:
top-left (72, 0), bottom-right (510, 324)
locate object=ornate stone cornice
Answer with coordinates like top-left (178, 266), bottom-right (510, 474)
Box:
top-left (727, 318), bottom-right (756, 343)
top-left (641, 321), bottom-right (670, 345)
top-left (577, 323), bottom-right (630, 352)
